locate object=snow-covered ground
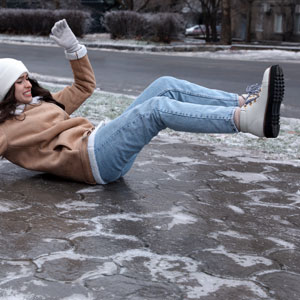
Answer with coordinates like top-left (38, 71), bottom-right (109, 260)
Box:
top-left (164, 48), bottom-right (300, 63)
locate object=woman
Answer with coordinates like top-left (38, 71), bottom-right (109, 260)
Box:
top-left (0, 20), bottom-right (284, 185)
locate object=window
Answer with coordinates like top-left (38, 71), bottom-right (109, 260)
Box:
top-left (274, 14), bottom-right (283, 33)
top-left (295, 5), bottom-right (300, 34)
top-left (256, 12), bottom-right (264, 32)
top-left (295, 15), bottom-right (300, 34)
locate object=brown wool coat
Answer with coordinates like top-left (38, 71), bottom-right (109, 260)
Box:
top-left (0, 55), bottom-right (97, 184)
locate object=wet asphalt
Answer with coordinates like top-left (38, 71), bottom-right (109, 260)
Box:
top-left (0, 135), bottom-right (299, 300)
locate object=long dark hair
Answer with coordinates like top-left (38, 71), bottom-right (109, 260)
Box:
top-left (0, 78), bottom-right (65, 124)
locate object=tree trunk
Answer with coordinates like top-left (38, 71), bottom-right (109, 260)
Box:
top-left (220, 0), bottom-right (232, 44)
top-left (210, 0), bottom-right (220, 42)
top-left (200, 0), bottom-right (222, 42)
top-left (1, 0), bottom-right (6, 8)
top-left (116, 0), bottom-right (133, 10)
top-left (203, 9), bottom-right (211, 42)
top-left (137, 0), bottom-right (151, 12)
top-left (246, 0), bottom-right (253, 43)
top-left (210, 13), bottom-right (218, 41)
top-left (54, 0), bottom-right (60, 9)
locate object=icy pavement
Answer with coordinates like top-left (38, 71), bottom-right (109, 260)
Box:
top-left (1, 135), bottom-right (300, 300)
top-left (0, 84), bottom-right (300, 300)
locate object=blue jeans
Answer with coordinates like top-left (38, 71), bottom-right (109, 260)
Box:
top-left (90, 76), bottom-right (239, 184)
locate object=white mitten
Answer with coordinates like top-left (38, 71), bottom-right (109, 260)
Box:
top-left (50, 19), bottom-right (80, 52)
top-left (50, 19), bottom-right (87, 60)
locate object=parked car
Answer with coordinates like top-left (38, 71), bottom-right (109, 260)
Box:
top-left (185, 24), bottom-right (221, 38)
top-left (185, 25), bottom-right (206, 36)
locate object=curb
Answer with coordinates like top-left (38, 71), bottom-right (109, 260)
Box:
top-left (82, 41), bottom-right (232, 52)
top-left (1, 34), bottom-right (300, 53)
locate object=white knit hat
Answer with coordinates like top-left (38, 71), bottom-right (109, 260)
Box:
top-left (0, 58), bottom-right (29, 102)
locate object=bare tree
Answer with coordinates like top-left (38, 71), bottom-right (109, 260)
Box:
top-left (286, 0), bottom-right (297, 40)
top-left (116, 0), bottom-right (151, 11)
top-left (245, 0), bottom-right (254, 42)
top-left (115, 0), bottom-right (182, 12)
top-left (220, 0), bottom-right (231, 44)
top-left (184, 0), bottom-right (221, 42)
top-left (204, 0), bottom-right (221, 41)
top-left (143, 0), bottom-right (183, 12)
top-left (54, 0), bottom-right (60, 9)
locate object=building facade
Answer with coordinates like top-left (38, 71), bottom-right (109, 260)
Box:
top-left (232, 0), bottom-right (300, 42)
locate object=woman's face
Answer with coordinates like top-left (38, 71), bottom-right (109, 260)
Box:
top-left (14, 72), bottom-right (32, 104)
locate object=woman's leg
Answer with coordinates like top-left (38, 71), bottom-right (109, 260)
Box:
top-left (90, 65), bottom-right (284, 184)
top-left (125, 76), bottom-right (239, 112)
top-left (93, 96), bottom-right (238, 184)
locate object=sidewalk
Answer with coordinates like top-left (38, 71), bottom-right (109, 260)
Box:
top-left (1, 32), bottom-right (300, 52)
top-left (0, 133), bottom-right (299, 300)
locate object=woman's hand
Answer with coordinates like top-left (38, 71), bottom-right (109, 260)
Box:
top-left (50, 19), bottom-right (80, 53)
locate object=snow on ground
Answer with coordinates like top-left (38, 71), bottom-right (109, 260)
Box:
top-left (1, 33), bottom-right (300, 63)
top-left (39, 81), bottom-right (300, 164)
top-left (164, 48), bottom-right (300, 63)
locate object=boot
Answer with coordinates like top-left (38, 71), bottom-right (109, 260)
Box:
top-left (240, 65), bottom-right (284, 138)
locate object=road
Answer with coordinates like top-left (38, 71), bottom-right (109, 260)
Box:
top-left (0, 42), bottom-right (299, 118)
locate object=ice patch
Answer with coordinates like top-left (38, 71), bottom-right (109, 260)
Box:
top-left (204, 245), bottom-right (273, 267)
top-left (75, 262), bottom-right (118, 282)
top-left (287, 191), bottom-right (300, 206)
top-left (166, 206), bottom-right (198, 230)
top-left (108, 248), bottom-right (267, 298)
top-left (134, 160), bottom-right (153, 167)
top-left (163, 155), bottom-right (207, 166)
top-left (92, 206), bottom-right (197, 231)
top-left (244, 188), bottom-right (297, 209)
top-left (227, 205), bottom-right (245, 214)
top-left (209, 230), bottom-right (252, 240)
top-left (271, 215), bottom-right (291, 225)
top-left (187, 272), bottom-right (268, 298)
top-left (266, 237), bottom-right (296, 249)
top-left (166, 170), bottom-right (192, 181)
top-left (61, 294), bottom-right (95, 300)
top-left (42, 238), bottom-right (68, 244)
top-left (66, 217), bottom-right (139, 242)
top-left (211, 218), bottom-right (224, 224)
top-left (0, 289), bottom-right (36, 300)
top-left (67, 206), bottom-right (197, 242)
top-left (55, 200), bottom-right (99, 211)
top-left (0, 201), bottom-right (18, 212)
top-left (237, 156), bottom-right (300, 167)
top-left (220, 171), bottom-right (272, 183)
top-left (0, 261), bottom-right (33, 286)
top-left (33, 249), bottom-right (88, 271)
top-left (0, 201), bottom-right (31, 213)
top-left (76, 187), bottom-right (102, 193)
top-left (116, 249), bottom-right (268, 299)
top-left (66, 221), bottom-right (104, 240)
top-left (31, 279), bottom-right (48, 287)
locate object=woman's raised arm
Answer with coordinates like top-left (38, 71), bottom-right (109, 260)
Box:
top-left (49, 19), bottom-right (96, 114)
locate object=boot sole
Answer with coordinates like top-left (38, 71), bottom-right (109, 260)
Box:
top-left (264, 65), bottom-right (284, 138)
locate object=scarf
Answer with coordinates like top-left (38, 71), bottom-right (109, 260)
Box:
top-left (14, 96), bottom-right (41, 115)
